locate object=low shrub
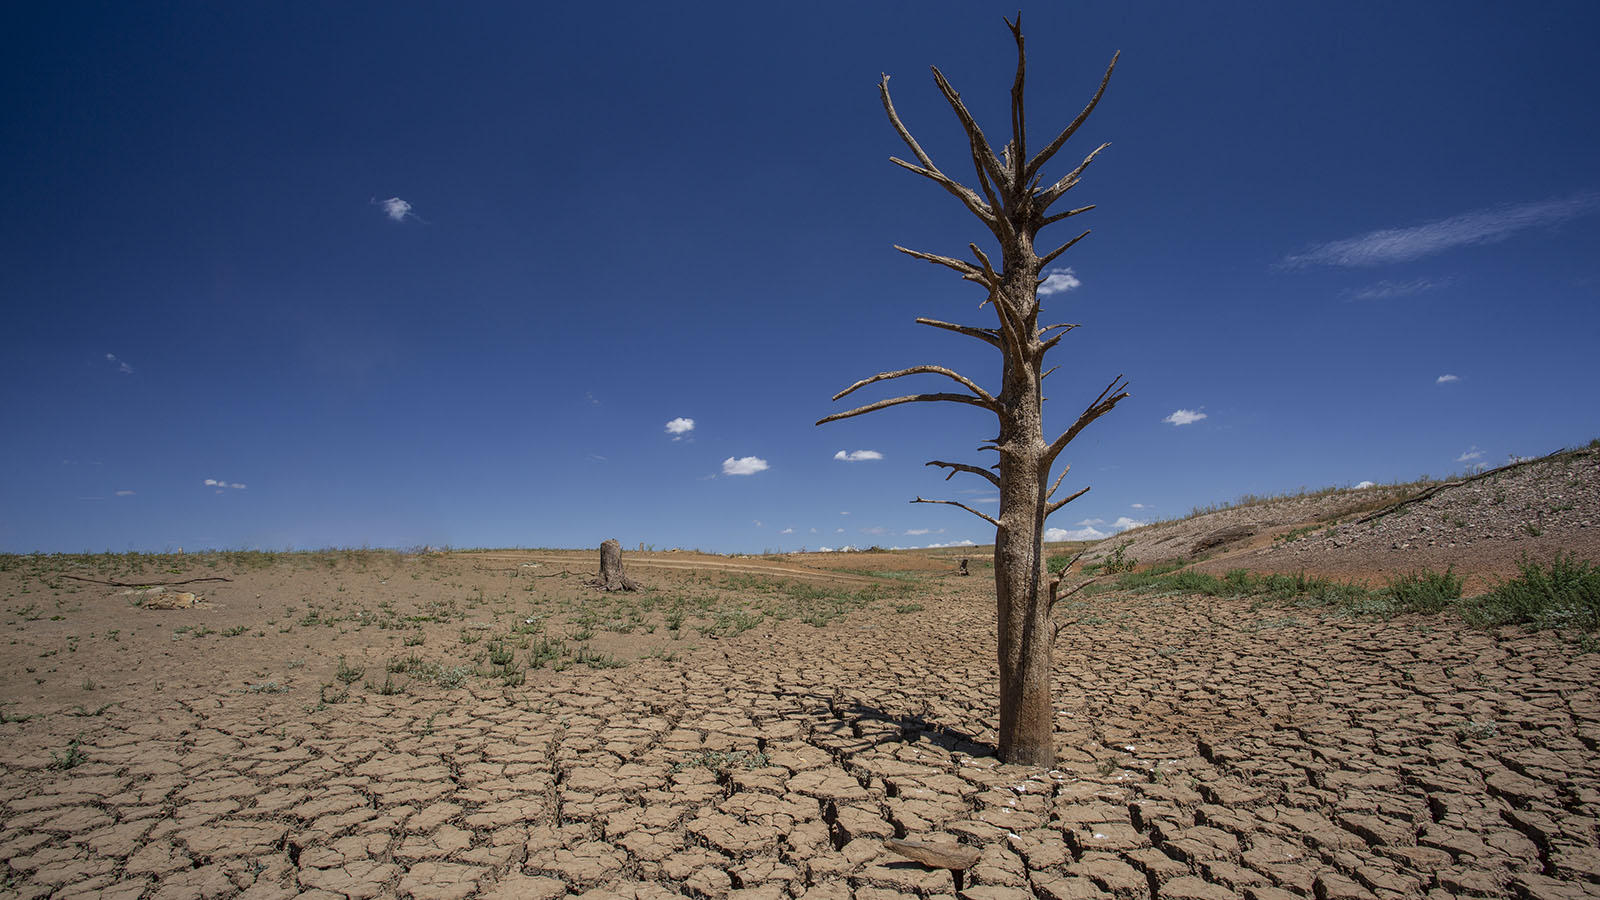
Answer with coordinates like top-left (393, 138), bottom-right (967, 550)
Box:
top-left (1461, 553), bottom-right (1600, 631)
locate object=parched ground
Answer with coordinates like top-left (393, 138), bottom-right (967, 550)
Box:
top-left (1, 548), bottom-right (1598, 899)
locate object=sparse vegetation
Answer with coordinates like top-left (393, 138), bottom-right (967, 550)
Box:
top-left (1461, 553), bottom-right (1600, 631)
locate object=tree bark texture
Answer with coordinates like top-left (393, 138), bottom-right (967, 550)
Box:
top-left (595, 539), bottom-right (640, 592)
top-left (818, 17), bottom-right (1128, 767)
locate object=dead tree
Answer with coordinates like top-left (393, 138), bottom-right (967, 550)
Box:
top-left (818, 17), bottom-right (1128, 767)
top-left (594, 539), bottom-right (640, 592)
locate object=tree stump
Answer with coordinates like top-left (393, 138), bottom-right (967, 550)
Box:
top-left (595, 539), bottom-right (640, 592)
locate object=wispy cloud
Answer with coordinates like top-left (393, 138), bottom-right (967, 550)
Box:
top-left (1436, 374), bottom-right (1460, 384)
top-left (378, 197), bottom-right (419, 223)
top-left (115, 490), bottom-right (136, 497)
top-left (665, 417), bottom-right (695, 440)
top-left (1037, 267), bottom-right (1082, 296)
top-left (1283, 192), bottom-right (1600, 268)
top-left (1130, 503), bottom-right (1147, 510)
top-left (833, 450), bottom-right (883, 462)
top-left (1455, 446), bottom-right (1483, 463)
top-left (203, 478), bottom-right (247, 493)
top-left (780, 527), bottom-right (794, 535)
top-left (905, 528), bottom-right (945, 536)
top-left (1345, 277), bottom-right (1452, 301)
top-left (722, 456), bottom-right (769, 476)
top-left (105, 353), bottom-right (134, 374)
top-left (1164, 409), bottom-right (1207, 426)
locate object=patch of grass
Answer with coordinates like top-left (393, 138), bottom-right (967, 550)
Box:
top-left (368, 672), bottom-right (405, 695)
top-left (49, 739), bottom-right (87, 770)
top-left (698, 607), bottom-right (765, 637)
top-left (221, 625), bottom-right (248, 637)
top-left (572, 646), bottom-right (626, 669)
top-left (891, 602), bottom-right (925, 614)
top-left (1276, 524), bottom-right (1320, 543)
top-left (1385, 568), bottom-right (1463, 614)
top-left (1461, 553), bottom-right (1600, 631)
top-left (334, 657), bottom-right (364, 685)
top-left (248, 681), bottom-right (290, 694)
top-left (69, 702), bottom-right (115, 716)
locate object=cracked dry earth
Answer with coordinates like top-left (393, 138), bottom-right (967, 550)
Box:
top-left (4, 560), bottom-right (1600, 899)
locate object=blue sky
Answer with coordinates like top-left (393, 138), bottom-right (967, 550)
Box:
top-left (3, 3), bottom-right (1597, 554)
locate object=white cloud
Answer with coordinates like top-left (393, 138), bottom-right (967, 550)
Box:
top-left (905, 528), bottom-right (945, 536)
top-left (753, 520), bottom-right (763, 528)
top-left (1043, 512), bottom-right (1145, 538)
top-left (1037, 267), bottom-right (1082, 296)
top-left (835, 528), bottom-right (845, 533)
top-left (1436, 374), bottom-right (1460, 384)
top-left (203, 478), bottom-right (247, 490)
top-left (665, 417), bottom-right (695, 437)
top-left (105, 352), bottom-right (134, 374)
top-left (1130, 503), bottom-right (1146, 509)
top-left (833, 450), bottom-right (883, 462)
top-left (780, 527), bottom-right (794, 535)
top-left (380, 197), bottom-right (416, 223)
top-left (1045, 526), bottom-right (1107, 541)
top-left (1345, 277), bottom-right (1452, 301)
top-left (114, 490), bottom-right (135, 497)
top-left (722, 456), bottom-right (768, 476)
top-left (1044, 515), bottom-right (1144, 543)
top-left (1354, 480), bottom-right (1376, 489)
top-left (1164, 409), bottom-right (1207, 426)
top-left (1283, 192), bottom-right (1600, 268)
top-left (1455, 447), bottom-right (1484, 463)
top-left (923, 539), bottom-right (976, 549)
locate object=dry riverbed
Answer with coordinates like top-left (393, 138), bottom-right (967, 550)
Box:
top-left (1, 550), bottom-right (1596, 899)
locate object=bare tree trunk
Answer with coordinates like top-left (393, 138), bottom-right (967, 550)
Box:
top-left (595, 539), bottom-right (640, 592)
top-left (819, 17), bottom-right (1129, 768)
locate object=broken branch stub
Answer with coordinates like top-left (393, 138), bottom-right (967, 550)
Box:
top-left (594, 539), bottom-right (640, 592)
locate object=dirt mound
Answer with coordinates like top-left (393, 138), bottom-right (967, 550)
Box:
top-left (1086, 446), bottom-right (1600, 589)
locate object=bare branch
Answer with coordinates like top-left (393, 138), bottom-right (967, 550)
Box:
top-left (916, 317), bottom-right (1001, 348)
top-left (1044, 464), bottom-right (1071, 501)
top-left (1041, 364), bottom-right (1060, 380)
top-left (894, 245), bottom-right (987, 282)
top-left (818, 392), bottom-right (994, 426)
top-left (927, 459), bottom-right (1001, 488)
top-left (1006, 14), bottom-right (1027, 188)
top-left (912, 496), bottom-right (1000, 528)
top-left (1040, 204), bottom-right (1095, 228)
top-left (1038, 323), bottom-right (1080, 338)
top-left (1039, 142), bottom-right (1111, 210)
top-left (970, 243), bottom-right (998, 283)
top-left (888, 157), bottom-right (995, 225)
top-left (973, 163), bottom-right (1015, 246)
top-left (929, 66), bottom-right (1011, 195)
top-left (1039, 323), bottom-right (1082, 354)
top-left (1045, 374), bottom-right (1130, 462)
top-left (1046, 484), bottom-right (1092, 516)
top-left (1024, 51), bottom-right (1118, 181)
top-left (831, 365), bottom-right (997, 406)
top-left (1038, 229), bottom-right (1092, 269)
